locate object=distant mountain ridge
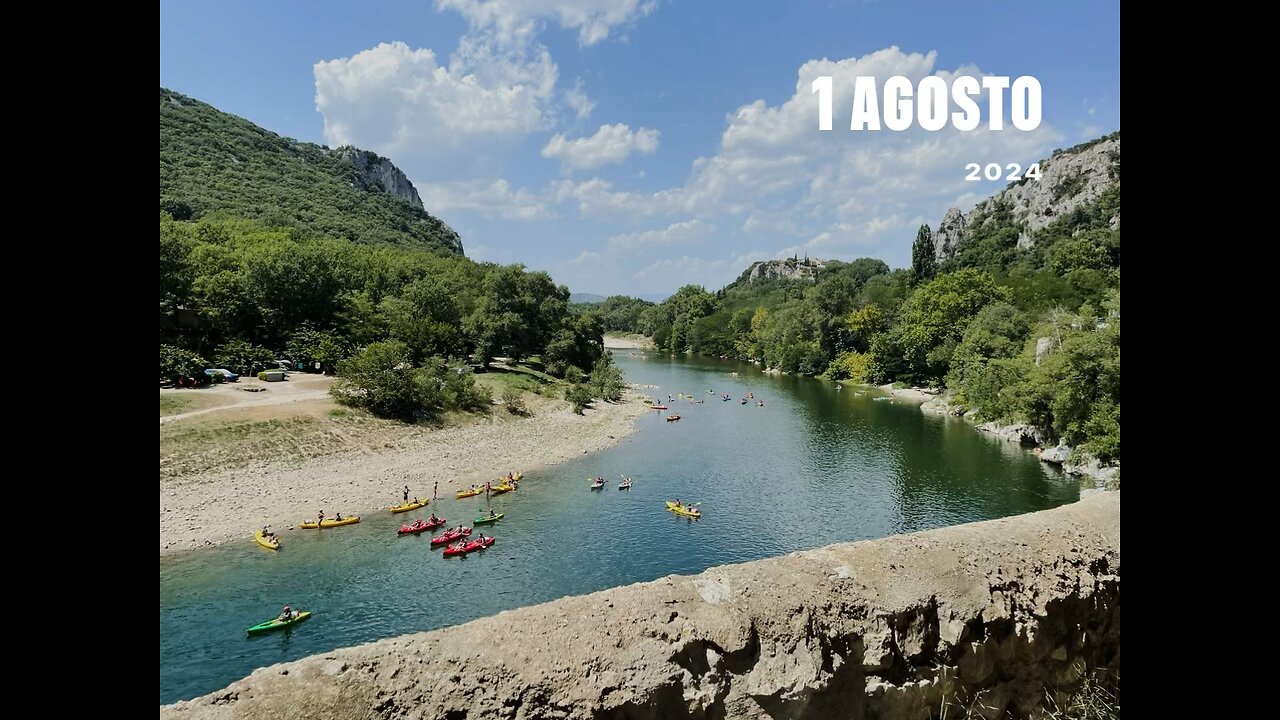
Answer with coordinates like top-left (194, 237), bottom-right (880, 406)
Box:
top-left (159, 87), bottom-right (463, 254)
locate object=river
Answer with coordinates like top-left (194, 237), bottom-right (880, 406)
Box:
top-left (159, 351), bottom-right (1074, 703)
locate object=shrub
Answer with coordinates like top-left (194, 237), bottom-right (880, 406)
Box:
top-left (565, 384), bottom-right (593, 414)
top-left (825, 351), bottom-right (871, 382)
top-left (502, 388), bottom-right (529, 416)
top-left (160, 344), bottom-right (207, 383)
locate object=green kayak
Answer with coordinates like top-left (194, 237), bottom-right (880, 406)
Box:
top-left (473, 513), bottom-right (504, 524)
top-left (247, 610), bottom-right (312, 635)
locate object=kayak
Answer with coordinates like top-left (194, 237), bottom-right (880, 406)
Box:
top-left (443, 536), bottom-right (496, 557)
top-left (474, 513), bottom-right (504, 524)
top-left (254, 530), bottom-right (280, 550)
top-left (590, 478), bottom-right (605, 489)
top-left (510, 472), bottom-right (523, 482)
top-left (619, 481), bottom-right (632, 490)
top-left (298, 516), bottom-right (360, 529)
top-left (490, 484), bottom-right (514, 495)
top-left (430, 528), bottom-right (472, 546)
top-left (398, 517), bottom-right (445, 535)
top-left (666, 415), bottom-right (681, 422)
top-left (390, 499), bottom-right (429, 513)
top-left (456, 487), bottom-right (484, 499)
top-left (247, 610), bottom-right (311, 635)
top-left (665, 501), bottom-right (702, 519)
top-left (650, 405), bottom-right (669, 410)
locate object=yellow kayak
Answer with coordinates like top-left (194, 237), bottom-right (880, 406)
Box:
top-left (390, 499), bottom-right (429, 513)
top-left (490, 484), bottom-right (514, 495)
top-left (254, 530), bottom-right (280, 550)
top-left (456, 487), bottom-right (484, 499)
top-left (665, 501), bottom-right (701, 519)
top-left (298, 516), bottom-right (361, 529)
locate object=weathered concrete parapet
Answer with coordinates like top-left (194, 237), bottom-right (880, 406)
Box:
top-left (163, 493), bottom-right (1120, 719)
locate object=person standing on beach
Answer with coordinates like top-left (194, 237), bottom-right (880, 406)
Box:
top-left (433, 481), bottom-right (438, 500)
top-left (403, 485), bottom-right (409, 503)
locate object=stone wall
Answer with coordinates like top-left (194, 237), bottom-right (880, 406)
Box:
top-left (162, 493), bottom-right (1120, 719)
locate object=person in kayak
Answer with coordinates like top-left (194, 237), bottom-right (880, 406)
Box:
top-left (674, 499), bottom-right (682, 508)
top-left (488, 509), bottom-right (498, 519)
top-left (428, 513), bottom-right (439, 523)
top-left (279, 604), bottom-right (294, 621)
top-left (261, 526), bottom-right (277, 542)
top-left (335, 512), bottom-right (343, 521)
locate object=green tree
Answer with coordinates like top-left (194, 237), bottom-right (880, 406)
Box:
top-left (213, 339), bottom-right (276, 376)
top-left (330, 341), bottom-right (427, 421)
top-left (160, 345), bottom-right (207, 382)
top-left (887, 269), bottom-right (1012, 383)
top-left (286, 327), bottom-right (352, 374)
top-left (910, 224), bottom-right (936, 285)
top-left (588, 353), bottom-right (626, 402)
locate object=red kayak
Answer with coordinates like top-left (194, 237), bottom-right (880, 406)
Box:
top-left (398, 518), bottom-right (446, 535)
top-left (430, 527), bottom-right (472, 546)
top-left (443, 536), bottom-right (496, 557)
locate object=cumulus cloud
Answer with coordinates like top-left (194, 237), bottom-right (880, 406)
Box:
top-left (417, 178), bottom-right (553, 220)
top-left (563, 79), bottom-right (596, 121)
top-left (550, 46), bottom-right (1061, 264)
top-left (542, 123), bottom-right (659, 171)
top-left (314, 41), bottom-right (557, 178)
top-left (314, 1), bottom-right (660, 210)
top-left (437, 0), bottom-right (657, 47)
top-left (607, 219), bottom-right (709, 250)
top-left (540, 122), bottom-right (660, 169)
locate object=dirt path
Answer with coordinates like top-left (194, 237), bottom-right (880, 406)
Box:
top-left (160, 376), bottom-right (335, 425)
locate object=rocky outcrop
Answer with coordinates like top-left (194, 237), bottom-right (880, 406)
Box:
top-left (932, 208), bottom-right (966, 262)
top-left (331, 146), bottom-right (425, 209)
top-left (1039, 443), bottom-right (1072, 465)
top-left (741, 258), bottom-right (827, 284)
top-left (162, 494), bottom-right (1120, 720)
top-left (934, 133), bottom-right (1120, 262)
top-left (976, 421), bottom-right (1046, 446)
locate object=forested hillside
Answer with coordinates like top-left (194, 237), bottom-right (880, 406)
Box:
top-left (160, 88), bottom-right (462, 253)
top-left (608, 134), bottom-right (1121, 462)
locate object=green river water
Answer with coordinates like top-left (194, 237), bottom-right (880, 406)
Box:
top-left (159, 351), bottom-right (1075, 703)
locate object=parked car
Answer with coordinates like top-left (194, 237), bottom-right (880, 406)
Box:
top-left (204, 368), bottom-right (239, 382)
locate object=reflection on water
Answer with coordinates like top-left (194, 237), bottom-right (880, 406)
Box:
top-left (160, 352), bottom-right (1073, 703)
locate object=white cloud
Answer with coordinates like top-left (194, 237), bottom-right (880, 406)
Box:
top-left (608, 219), bottom-right (709, 250)
top-left (564, 79), bottom-right (596, 121)
top-left (437, 0), bottom-right (657, 47)
top-left (314, 41), bottom-right (557, 179)
top-left (417, 179), bottom-right (553, 220)
top-left (550, 46), bottom-right (1062, 265)
top-left (542, 123), bottom-right (659, 170)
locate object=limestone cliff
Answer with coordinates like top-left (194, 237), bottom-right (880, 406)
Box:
top-left (331, 146), bottom-right (426, 210)
top-left (739, 258), bottom-right (828, 285)
top-left (162, 493), bottom-right (1120, 720)
top-left (934, 133), bottom-right (1120, 261)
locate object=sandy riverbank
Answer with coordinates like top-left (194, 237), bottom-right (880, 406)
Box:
top-left (160, 392), bottom-right (649, 555)
top-left (603, 334), bottom-right (652, 350)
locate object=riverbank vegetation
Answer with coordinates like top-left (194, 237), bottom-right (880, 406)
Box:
top-left (160, 212), bottom-right (621, 421)
top-left (608, 174), bottom-right (1120, 461)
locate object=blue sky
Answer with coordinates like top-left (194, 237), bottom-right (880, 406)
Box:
top-left (161, 0), bottom-right (1120, 298)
